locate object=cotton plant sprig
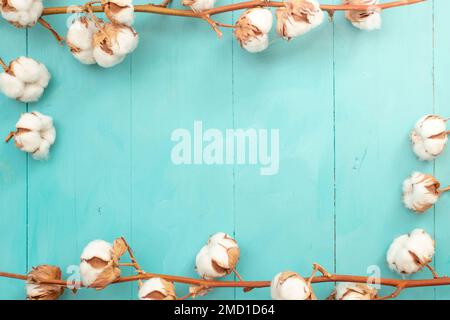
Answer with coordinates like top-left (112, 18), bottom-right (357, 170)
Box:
top-left (66, 1), bottom-right (139, 68)
top-left (4, 111), bottom-right (56, 160)
top-left (0, 56), bottom-right (50, 103)
top-left (410, 115), bottom-right (449, 161)
top-left (402, 172), bottom-right (450, 214)
top-left (0, 0), bottom-right (425, 69)
top-left (0, 228), bottom-right (449, 300)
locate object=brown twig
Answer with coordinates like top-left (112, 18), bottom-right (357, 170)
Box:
top-left (38, 18), bottom-right (64, 44)
top-left (425, 263), bottom-right (439, 279)
top-left (438, 185), bottom-right (450, 193)
top-left (3, 267), bottom-right (450, 300)
top-left (41, 0), bottom-right (425, 18)
top-left (121, 238), bottom-right (145, 287)
top-left (5, 132), bottom-right (14, 143)
top-left (0, 57), bottom-right (8, 72)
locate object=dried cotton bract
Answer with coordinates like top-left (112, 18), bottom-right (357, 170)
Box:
top-left (182, 0), bottom-right (216, 11)
top-left (271, 271), bottom-right (315, 300)
top-left (195, 232), bottom-right (240, 279)
top-left (0, 0), bottom-right (43, 27)
top-left (103, 0), bottom-right (135, 26)
top-left (276, 0), bottom-right (323, 40)
top-left (410, 115), bottom-right (448, 161)
top-left (330, 282), bottom-right (377, 300)
top-left (10, 111), bottom-right (56, 160)
top-left (402, 172), bottom-right (441, 213)
top-left (80, 238), bottom-right (128, 289)
top-left (26, 265), bottom-right (64, 300)
top-left (387, 229), bottom-right (435, 275)
top-left (343, 0), bottom-right (381, 31)
top-left (0, 56), bottom-right (50, 102)
top-left (234, 8), bottom-right (273, 53)
top-left (138, 277), bottom-right (177, 300)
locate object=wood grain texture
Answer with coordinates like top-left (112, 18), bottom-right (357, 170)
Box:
top-left (0, 0), bottom-right (446, 300)
top-left (0, 22), bottom-right (26, 300)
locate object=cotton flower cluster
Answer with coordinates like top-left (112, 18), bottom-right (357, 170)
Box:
top-left (402, 172), bottom-right (441, 213)
top-left (276, 0), bottom-right (324, 40)
top-left (410, 115), bottom-right (448, 161)
top-left (26, 265), bottom-right (64, 300)
top-left (182, 0), bottom-right (216, 11)
top-left (234, 8), bottom-right (273, 53)
top-left (9, 111), bottom-right (56, 160)
top-left (0, 57), bottom-right (50, 103)
top-left (271, 271), bottom-right (314, 300)
top-left (0, 0), bottom-right (43, 28)
top-left (80, 238), bottom-right (127, 289)
top-left (344, 0), bottom-right (381, 31)
top-left (139, 277), bottom-right (177, 300)
top-left (67, 0), bottom-right (138, 68)
top-left (195, 232), bottom-right (240, 279)
top-left (387, 229), bottom-right (435, 275)
top-left (330, 282), bottom-right (377, 300)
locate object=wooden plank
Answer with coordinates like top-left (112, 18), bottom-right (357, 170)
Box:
top-left (129, 3), bottom-right (234, 299)
top-left (26, 0), bottom-right (132, 299)
top-left (434, 0), bottom-right (450, 300)
top-left (0, 21), bottom-right (27, 300)
top-left (232, 9), bottom-right (335, 299)
top-left (334, 0), bottom-right (435, 299)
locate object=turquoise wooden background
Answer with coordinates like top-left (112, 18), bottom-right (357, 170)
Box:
top-left (0, 0), bottom-right (448, 300)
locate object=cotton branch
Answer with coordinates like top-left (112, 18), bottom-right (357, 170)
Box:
top-left (2, 268), bottom-right (450, 300)
top-left (41, 0), bottom-right (425, 18)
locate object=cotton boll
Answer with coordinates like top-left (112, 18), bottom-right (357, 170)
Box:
top-left (0, 57), bottom-right (50, 102)
top-left (332, 283), bottom-right (377, 300)
top-left (387, 229), bottom-right (435, 275)
top-left (0, 0), bottom-right (43, 27)
top-left (271, 271), bottom-right (313, 300)
top-left (11, 111), bottom-right (56, 160)
top-left (80, 238), bottom-right (127, 289)
top-left (26, 265), bottom-right (64, 300)
top-left (104, 0), bottom-right (135, 26)
top-left (344, 0), bottom-right (381, 31)
top-left (182, 0), bottom-right (216, 11)
top-left (0, 73), bottom-right (25, 99)
top-left (276, 0), bottom-right (324, 40)
top-left (411, 115), bottom-right (448, 161)
top-left (92, 23), bottom-right (139, 68)
top-left (402, 172), bottom-right (441, 213)
top-left (139, 278), bottom-right (177, 300)
top-left (195, 232), bottom-right (240, 280)
top-left (235, 9), bottom-right (273, 53)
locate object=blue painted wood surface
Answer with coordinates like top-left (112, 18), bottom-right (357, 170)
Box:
top-left (0, 0), bottom-right (447, 299)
